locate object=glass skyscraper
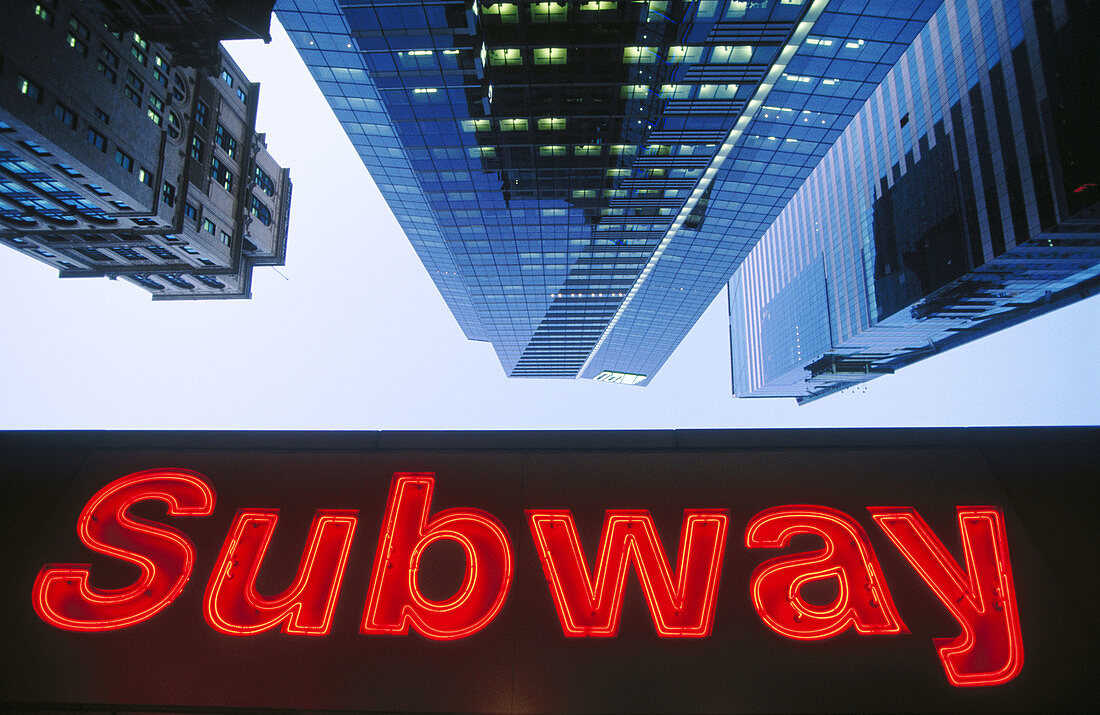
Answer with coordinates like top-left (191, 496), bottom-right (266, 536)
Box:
top-left (728, 0), bottom-right (1098, 402)
top-left (275, 0), bottom-right (944, 381)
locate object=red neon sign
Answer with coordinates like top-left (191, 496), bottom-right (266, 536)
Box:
top-left (869, 507), bottom-right (1024, 687)
top-left (360, 473), bottom-right (514, 640)
top-left (32, 468), bottom-right (215, 632)
top-left (745, 505), bottom-right (907, 640)
top-left (204, 509), bottom-right (358, 636)
top-left (527, 509), bottom-right (728, 637)
top-left (32, 469), bottom-right (1026, 687)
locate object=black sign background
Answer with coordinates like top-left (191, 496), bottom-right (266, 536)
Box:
top-left (0, 429), bottom-right (1095, 712)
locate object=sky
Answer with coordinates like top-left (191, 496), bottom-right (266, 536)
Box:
top-left (1, 18), bottom-right (1097, 431)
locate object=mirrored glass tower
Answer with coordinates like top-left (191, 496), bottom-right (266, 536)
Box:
top-left (728, 0), bottom-right (1099, 402)
top-left (276, 0), bottom-right (941, 381)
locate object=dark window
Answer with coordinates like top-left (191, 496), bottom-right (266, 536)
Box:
top-left (124, 86), bottom-right (140, 106)
top-left (159, 273), bottom-right (194, 290)
top-left (161, 181), bottom-right (176, 207)
top-left (220, 69), bottom-right (234, 87)
top-left (184, 202), bottom-right (197, 221)
top-left (126, 70), bottom-right (144, 92)
top-left (147, 245), bottom-right (177, 261)
top-left (220, 230), bottom-right (232, 245)
top-left (132, 274), bottom-right (164, 290)
top-left (236, 87), bottom-right (247, 103)
top-left (94, 106), bottom-right (110, 124)
top-left (85, 127), bottom-right (107, 152)
top-left (195, 275), bottom-right (226, 289)
top-left (53, 103), bottom-right (78, 129)
top-left (55, 163), bottom-right (83, 178)
top-left (195, 100), bottom-right (208, 127)
top-left (113, 246), bottom-right (147, 261)
top-left (114, 149), bottom-right (133, 172)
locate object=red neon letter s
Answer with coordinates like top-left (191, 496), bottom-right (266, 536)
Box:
top-left (361, 474), bottom-right (513, 640)
top-left (526, 509), bottom-right (729, 637)
top-left (870, 507), bottom-right (1024, 687)
top-left (32, 468), bottom-right (215, 631)
top-left (745, 505), bottom-right (907, 640)
top-left (204, 509), bottom-right (358, 636)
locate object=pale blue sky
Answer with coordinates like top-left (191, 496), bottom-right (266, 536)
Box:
top-left (1, 20), bottom-right (1096, 429)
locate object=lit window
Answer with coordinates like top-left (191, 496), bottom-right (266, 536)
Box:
top-left (254, 166), bottom-right (276, 197)
top-left (578, 2), bottom-right (617, 10)
top-left (214, 123), bottom-right (238, 158)
top-left (530, 2), bottom-right (568, 23)
top-left (481, 3), bottom-right (519, 23)
top-left (499, 118), bottom-right (528, 131)
top-left (533, 47), bottom-right (567, 65)
top-left (202, 217), bottom-right (216, 235)
top-left (161, 181), bottom-right (176, 207)
top-left (623, 46), bottom-right (657, 64)
top-left (67, 18), bottom-right (90, 56)
top-left (17, 75), bottom-right (42, 102)
top-left (697, 83), bottom-right (738, 99)
top-left (537, 117), bottom-right (566, 130)
top-left (210, 156), bottom-right (234, 192)
top-left (667, 46), bottom-right (702, 63)
top-left (782, 73), bottom-right (813, 83)
top-left (33, 3), bottom-right (54, 24)
top-left (609, 144), bottom-right (636, 155)
top-left (539, 145), bottom-right (566, 156)
top-left (461, 119), bottom-right (491, 132)
top-left (643, 144), bottom-right (670, 156)
top-left (710, 45), bottom-right (753, 63)
top-left (489, 48), bottom-right (522, 66)
top-left (845, 39), bottom-right (866, 50)
top-left (572, 189), bottom-right (597, 198)
top-left (659, 84), bottom-right (691, 99)
top-left (621, 84), bottom-right (650, 99)
top-left (147, 109), bottom-right (162, 126)
top-left (574, 145), bottom-right (601, 156)
top-left (138, 167), bottom-right (153, 187)
top-left (220, 69), bottom-right (234, 87)
top-left (219, 230), bottom-right (231, 246)
top-left (469, 146), bottom-right (497, 158)
top-left (805, 37), bottom-right (834, 47)
top-left (190, 135), bottom-right (205, 161)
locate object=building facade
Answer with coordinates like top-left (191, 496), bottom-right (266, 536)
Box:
top-left (0, 0), bottom-right (291, 299)
top-left (277, 0), bottom-right (943, 380)
top-left (728, 0), bottom-right (1098, 402)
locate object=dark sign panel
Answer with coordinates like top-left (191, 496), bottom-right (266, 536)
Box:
top-left (0, 429), bottom-right (1094, 712)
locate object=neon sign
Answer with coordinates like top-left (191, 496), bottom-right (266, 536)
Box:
top-left (33, 469), bottom-right (1024, 687)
